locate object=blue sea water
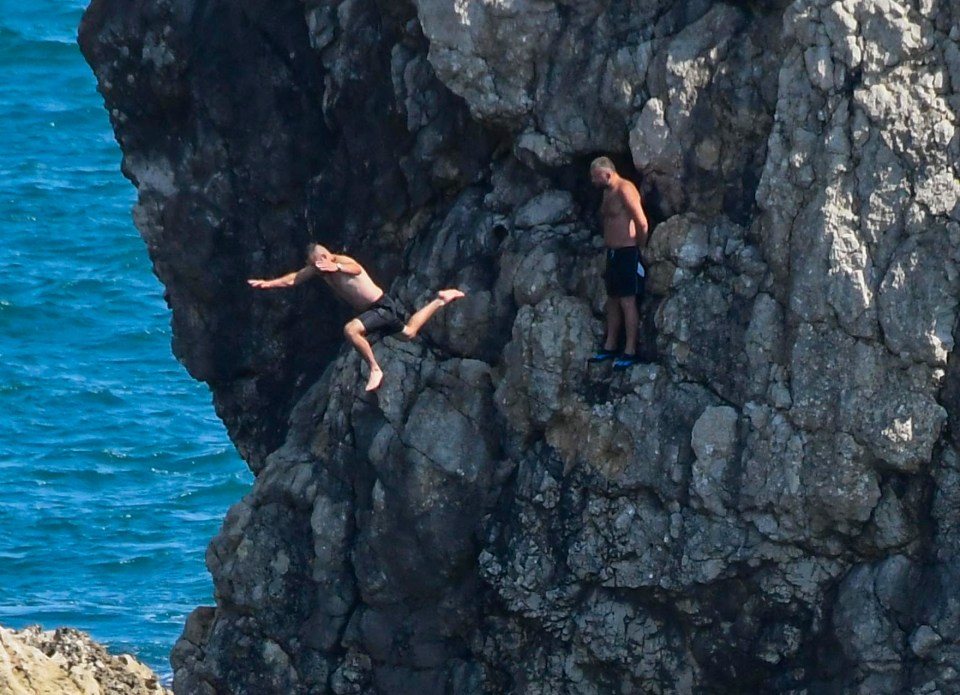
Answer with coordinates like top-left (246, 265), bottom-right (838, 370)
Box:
top-left (0, 0), bottom-right (252, 680)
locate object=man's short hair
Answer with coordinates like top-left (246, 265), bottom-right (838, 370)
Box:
top-left (590, 156), bottom-right (617, 173)
top-left (306, 242), bottom-right (329, 261)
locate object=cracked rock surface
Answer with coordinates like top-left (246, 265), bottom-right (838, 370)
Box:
top-left (79, 0), bottom-right (960, 693)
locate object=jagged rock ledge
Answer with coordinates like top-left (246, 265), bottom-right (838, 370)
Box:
top-left (0, 624), bottom-right (171, 695)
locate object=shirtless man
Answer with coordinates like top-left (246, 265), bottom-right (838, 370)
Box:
top-left (248, 243), bottom-right (464, 392)
top-left (588, 156), bottom-right (649, 369)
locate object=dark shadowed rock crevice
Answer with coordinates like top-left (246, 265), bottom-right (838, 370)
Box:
top-left (80, 0), bottom-right (960, 693)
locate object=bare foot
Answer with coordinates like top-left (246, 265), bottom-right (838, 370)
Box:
top-left (365, 367), bottom-right (384, 392)
top-left (437, 288), bottom-right (465, 305)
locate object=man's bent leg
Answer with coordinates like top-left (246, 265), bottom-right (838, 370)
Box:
top-left (344, 319), bottom-right (384, 391)
top-left (400, 289), bottom-right (465, 339)
top-left (619, 296), bottom-right (639, 357)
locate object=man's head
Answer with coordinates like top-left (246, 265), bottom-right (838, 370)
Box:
top-left (589, 156), bottom-right (617, 188)
top-left (307, 243), bottom-right (333, 267)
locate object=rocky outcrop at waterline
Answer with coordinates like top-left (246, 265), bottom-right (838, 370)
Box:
top-left (0, 624), bottom-right (170, 695)
top-left (79, 0), bottom-right (960, 693)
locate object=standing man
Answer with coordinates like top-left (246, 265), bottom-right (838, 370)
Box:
top-left (588, 156), bottom-right (649, 369)
top-left (249, 243), bottom-right (464, 392)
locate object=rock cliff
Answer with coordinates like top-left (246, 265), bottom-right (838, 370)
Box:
top-left (79, 0), bottom-right (960, 693)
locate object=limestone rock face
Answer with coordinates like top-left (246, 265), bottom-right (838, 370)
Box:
top-left (79, 0), bottom-right (960, 693)
top-left (0, 625), bottom-right (170, 695)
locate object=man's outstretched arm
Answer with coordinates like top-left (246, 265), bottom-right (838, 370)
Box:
top-left (248, 265), bottom-right (317, 289)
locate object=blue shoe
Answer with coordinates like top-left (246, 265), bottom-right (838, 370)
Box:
top-left (588, 348), bottom-right (618, 363)
top-left (613, 353), bottom-right (639, 370)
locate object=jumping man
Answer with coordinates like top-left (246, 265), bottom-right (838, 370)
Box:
top-left (588, 156), bottom-right (649, 369)
top-left (248, 244), bottom-right (464, 392)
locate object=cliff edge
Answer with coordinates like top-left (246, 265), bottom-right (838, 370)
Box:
top-left (79, 0), bottom-right (960, 693)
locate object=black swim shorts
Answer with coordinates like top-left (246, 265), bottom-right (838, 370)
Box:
top-left (357, 294), bottom-right (407, 335)
top-left (604, 246), bottom-right (645, 298)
